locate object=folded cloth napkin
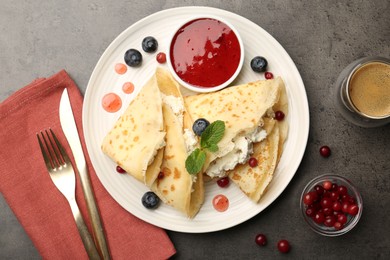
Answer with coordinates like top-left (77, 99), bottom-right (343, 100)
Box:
top-left (0, 70), bottom-right (176, 259)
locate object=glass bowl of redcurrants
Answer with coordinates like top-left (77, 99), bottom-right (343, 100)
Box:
top-left (300, 174), bottom-right (363, 236)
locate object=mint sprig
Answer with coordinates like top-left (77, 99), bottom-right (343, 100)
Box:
top-left (185, 120), bottom-right (225, 175)
top-left (200, 120), bottom-right (225, 150)
top-left (185, 148), bottom-right (206, 175)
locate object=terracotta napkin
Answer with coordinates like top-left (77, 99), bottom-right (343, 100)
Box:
top-left (0, 70), bottom-right (176, 259)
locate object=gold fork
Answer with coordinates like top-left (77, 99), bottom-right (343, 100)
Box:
top-left (37, 129), bottom-right (101, 259)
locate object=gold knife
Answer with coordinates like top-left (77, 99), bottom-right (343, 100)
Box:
top-left (59, 88), bottom-right (110, 260)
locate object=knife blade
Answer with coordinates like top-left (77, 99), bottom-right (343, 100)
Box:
top-left (59, 88), bottom-right (110, 260)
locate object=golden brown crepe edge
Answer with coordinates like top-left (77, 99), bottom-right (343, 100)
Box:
top-left (154, 67), bottom-right (205, 218)
top-left (101, 73), bottom-right (166, 184)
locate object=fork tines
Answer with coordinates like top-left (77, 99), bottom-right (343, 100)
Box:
top-left (37, 129), bottom-right (69, 170)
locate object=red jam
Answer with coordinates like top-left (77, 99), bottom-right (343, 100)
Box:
top-left (212, 194), bottom-right (229, 212)
top-left (102, 93), bottom-right (122, 113)
top-left (170, 18), bottom-right (241, 88)
top-left (114, 63), bottom-right (127, 74)
top-left (122, 82), bottom-right (135, 94)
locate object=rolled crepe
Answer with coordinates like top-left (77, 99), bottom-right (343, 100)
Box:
top-left (184, 78), bottom-right (283, 177)
top-left (228, 80), bottom-right (289, 202)
top-left (151, 68), bottom-right (204, 218)
top-left (101, 73), bottom-right (166, 184)
top-left (272, 78), bottom-right (289, 162)
top-left (228, 120), bottom-right (280, 202)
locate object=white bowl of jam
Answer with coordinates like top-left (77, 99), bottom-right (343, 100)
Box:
top-left (167, 16), bottom-right (244, 93)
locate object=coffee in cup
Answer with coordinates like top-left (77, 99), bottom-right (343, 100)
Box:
top-left (335, 57), bottom-right (390, 127)
top-left (348, 61), bottom-right (390, 118)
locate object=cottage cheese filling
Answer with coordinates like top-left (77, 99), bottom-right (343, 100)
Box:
top-left (161, 94), bottom-right (184, 126)
top-left (206, 126), bottom-right (267, 178)
top-left (184, 128), bottom-right (198, 153)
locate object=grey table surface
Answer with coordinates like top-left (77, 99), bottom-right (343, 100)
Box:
top-left (1, 0), bottom-right (389, 259)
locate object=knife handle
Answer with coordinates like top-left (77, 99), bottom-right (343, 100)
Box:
top-left (68, 197), bottom-right (101, 260)
top-left (79, 165), bottom-right (111, 260)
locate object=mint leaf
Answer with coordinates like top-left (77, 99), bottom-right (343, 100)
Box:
top-left (185, 148), bottom-right (206, 175)
top-left (207, 143), bottom-right (219, 153)
top-left (185, 120), bottom-right (225, 176)
top-left (200, 120), bottom-right (225, 150)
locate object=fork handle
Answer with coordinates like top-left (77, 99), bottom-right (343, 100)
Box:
top-left (68, 197), bottom-right (101, 260)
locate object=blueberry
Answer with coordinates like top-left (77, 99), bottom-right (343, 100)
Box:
top-left (142, 36), bottom-right (158, 53)
top-left (124, 49), bottom-right (142, 67)
top-left (250, 56), bottom-right (268, 72)
top-left (142, 191), bottom-right (160, 209)
top-left (192, 118), bottom-right (210, 136)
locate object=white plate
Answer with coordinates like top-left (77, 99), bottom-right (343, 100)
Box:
top-left (83, 6), bottom-right (309, 233)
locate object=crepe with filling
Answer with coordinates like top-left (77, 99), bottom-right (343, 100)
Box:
top-left (228, 80), bottom-right (289, 202)
top-left (184, 78), bottom-right (283, 178)
top-left (272, 79), bottom-right (289, 162)
top-left (151, 67), bottom-right (204, 218)
top-left (228, 119), bottom-right (279, 202)
top-left (101, 73), bottom-right (166, 184)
